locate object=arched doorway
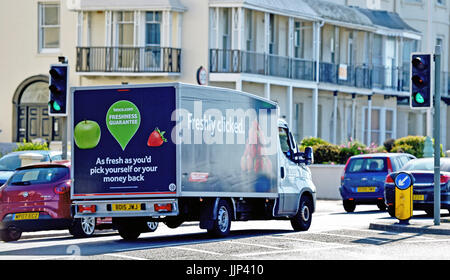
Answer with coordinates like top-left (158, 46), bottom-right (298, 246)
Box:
top-left (12, 75), bottom-right (62, 143)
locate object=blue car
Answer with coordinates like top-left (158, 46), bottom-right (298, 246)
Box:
top-left (384, 158), bottom-right (450, 217)
top-left (340, 153), bottom-right (415, 212)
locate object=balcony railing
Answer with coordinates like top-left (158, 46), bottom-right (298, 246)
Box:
top-left (210, 49), bottom-right (315, 81)
top-left (76, 46), bottom-right (181, 73)
top-left (210, 49), bottom-right (418, 92)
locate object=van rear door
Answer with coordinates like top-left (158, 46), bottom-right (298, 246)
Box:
top-left (71, 85), bottom-right (177, 199)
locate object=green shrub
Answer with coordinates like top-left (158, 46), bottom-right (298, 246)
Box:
top-left (390, 143), bottom-right (415, 155)
top-left (14, 139), bottom-right (49, 151)
top-left (300, 137), bottom-right (330, 148)
top-left (392, 136), bottom-right (425, 158)
top-left (312, 144), bottom-right (341, 164)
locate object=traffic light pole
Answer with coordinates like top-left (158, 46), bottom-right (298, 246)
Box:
top-left (62, 117), bottom-right (68, 160)
top-left (433, 46), bottom-right (441, 226)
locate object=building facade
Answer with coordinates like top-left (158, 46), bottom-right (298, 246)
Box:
top-left (0, 0), bottom-right (448, 150)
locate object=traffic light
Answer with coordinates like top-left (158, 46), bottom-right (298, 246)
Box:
top-left (410, 53), bottom-right (433, 109)
top-left (48, 64), bottom-right (68, 116)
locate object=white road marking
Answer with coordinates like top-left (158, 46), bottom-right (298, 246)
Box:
top-left (226, 240), bottom-right (283, 250)
top-left (172, 246), bottom-right (222, 256)
top-left (234, 244), bottom-right (354, 258)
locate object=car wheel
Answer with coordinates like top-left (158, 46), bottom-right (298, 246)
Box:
top-left (146, 221), bottom-right (158, 232)
top-left (343, 199), bottom-right (356, 212)
top-left (70, 217), bottom-right (96, 238)
top-left (377, 201), bottom-right (387, 211)
top-left (0, 227), bottom-right (22, 242)
top-left (425, 208), bottom-right (434, 217)
top-left (291, 195), bottom-right (313, 231)
top-left (388, 205), bottom-right (396, 217)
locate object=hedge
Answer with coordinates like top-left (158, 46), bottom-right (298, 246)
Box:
top-left (299, 135), bottom-right (443, 164)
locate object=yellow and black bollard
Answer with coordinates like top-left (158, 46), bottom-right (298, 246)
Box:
top-left (394, 172), bottom-right (414, 225)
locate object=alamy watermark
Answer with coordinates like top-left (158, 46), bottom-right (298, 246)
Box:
top-left (170, 101), bottom-right (279, 155)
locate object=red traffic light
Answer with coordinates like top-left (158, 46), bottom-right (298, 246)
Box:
top-left (412, 57), bottom-right (427, 71)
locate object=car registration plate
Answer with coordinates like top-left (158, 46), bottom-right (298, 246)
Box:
top-left (14, 212), bottom-right (39, 220)
top-left (112, 203), bottom-right (141, 211)
top-left (413, 194), bottom-right (424, 201)
top-left (357, 187), bottom-right (376, 192)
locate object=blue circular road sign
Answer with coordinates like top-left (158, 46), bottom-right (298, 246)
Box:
top-left (394, 172), bottom-right (413, 190)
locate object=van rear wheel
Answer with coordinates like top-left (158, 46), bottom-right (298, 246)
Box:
top-left (207, 199), bottom-right (232, 237)
top-left (70, 217), bottom-right (96, 238)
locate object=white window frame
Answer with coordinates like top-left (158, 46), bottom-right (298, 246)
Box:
top-left (362, 106), bottom-right (396, 146)
top-left (38, 3), bottom-right (60, 53)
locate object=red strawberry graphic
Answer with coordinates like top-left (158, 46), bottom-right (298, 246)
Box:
top-left (147, 128), bottom-right (167, 147)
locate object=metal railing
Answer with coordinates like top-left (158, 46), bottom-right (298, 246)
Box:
top-left (210, 49), bottom-right (315, 81)
top-left (209, 49), bottom-right (433, 92)
top-left (76, 46), bottom-right (181, 73)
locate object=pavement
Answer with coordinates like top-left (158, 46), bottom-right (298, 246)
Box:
top-left (369, 216), bottom-right (450, 235)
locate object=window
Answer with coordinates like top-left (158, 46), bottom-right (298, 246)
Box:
top-left (8, 167), bottom-right (69, 185)
top-left (145, 12), bottom-right (161, 70)
top-left (294, 22), bottom-right (304, 58)
top-left (347, 158), bottom-right (387, 173)
top-left (278, 127), bottom-right (295, 161)
top-left (293, 103), bottom-right (304, 142)
top-left (269, 14), bottom-right (275, 54)
top-left (146, 12), bottom-right (161, 47)
top-left (245, 10), bottom-right (254, 51)
top-left (221, 8), bottom-right (231, 70)
top-left (363, 107), bottom-right (395, 145)
top-left (117, 12), bottom-right (134, 46)
top-left (347, 32), bottom-right (354, 65)
top-left (38, 3), bottom-right (60, 52)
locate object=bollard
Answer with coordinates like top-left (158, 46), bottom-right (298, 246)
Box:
top-left (394, 172), bottom-right (414, 225)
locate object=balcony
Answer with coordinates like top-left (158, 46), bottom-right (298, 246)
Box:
top-left (76, 46), bottom-right (181, 74)
top-left (210, 49), bottom-right (315, 81)
top-left (210, 49), bottom-right (413, 92)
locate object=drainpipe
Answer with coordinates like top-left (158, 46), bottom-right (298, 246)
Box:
top-left (313, 20), bottom-right (325, 138)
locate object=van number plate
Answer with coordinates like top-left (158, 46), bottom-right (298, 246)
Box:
top-left (112, 203), bottom-right (141, 211)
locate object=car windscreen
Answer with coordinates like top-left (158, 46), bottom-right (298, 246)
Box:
top-left (346, 158), bottom-right (387, 173)
top-left (7, 167), bottom-right (69, 186)
top-left (0, 153), bottom-right (50, 171)
top-left (402, 160), bottom-right (450, 172)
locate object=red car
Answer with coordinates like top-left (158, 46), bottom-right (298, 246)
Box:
top-left (0, 161), bottom-right (110, 242)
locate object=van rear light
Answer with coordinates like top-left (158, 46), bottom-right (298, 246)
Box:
top-left (385, 174), bottom-right (394, 184)
top-left (154, 203), bottom-right (172, 212)
top-left (78, 205), bottom-right (96, 213)
top-left (54, 180), bottom-right (71, 194)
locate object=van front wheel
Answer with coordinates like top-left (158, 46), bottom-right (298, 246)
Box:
top-left (291, 195), bottom-right (313, 231)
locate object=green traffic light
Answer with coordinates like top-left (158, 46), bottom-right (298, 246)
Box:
top-left (414, 93), bottom-right (425, 104)
top-left (49, 101), bottom-right (62, 111)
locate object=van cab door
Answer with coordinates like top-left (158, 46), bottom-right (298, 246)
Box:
top-left (275, 125), bottom-right (303, 216)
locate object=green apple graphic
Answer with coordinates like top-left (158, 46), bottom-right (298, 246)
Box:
top-left (74, 120), bottom-right (101, 149)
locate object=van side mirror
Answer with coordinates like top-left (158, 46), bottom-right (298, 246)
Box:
top-left (304, 147), bottom-right (314, 165)
top-left (293, 146), bottom-right (314, 165)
